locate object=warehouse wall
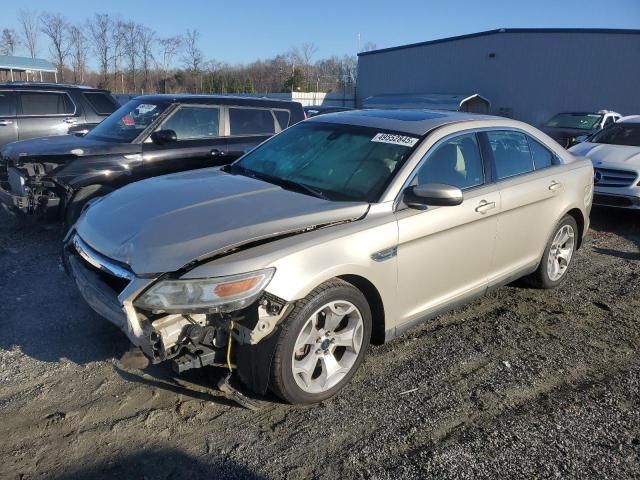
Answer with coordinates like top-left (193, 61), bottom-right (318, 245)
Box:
top-left (357, 31), bottom-right (640, 128)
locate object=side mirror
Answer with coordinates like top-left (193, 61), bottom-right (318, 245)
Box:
top-left (150, 129), bottom-right (177, 145)
top-left (403, 183), bottom-right (463, 209)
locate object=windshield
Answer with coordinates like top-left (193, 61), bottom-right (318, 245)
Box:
top-left (231, 122), bottom-right (420, 202)
top-left (87, 99), bottom-right (170, 142)
top-left (545, 113), bottom-right (603, 131)
top-left (590, 123), bottom-right (640, 147)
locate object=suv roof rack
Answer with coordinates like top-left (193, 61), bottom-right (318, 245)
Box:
top-left (0, 81), bottom-right (101, 90)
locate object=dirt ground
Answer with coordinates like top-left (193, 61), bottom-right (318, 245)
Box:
top-left (0, 206), bottom-right (638, 480)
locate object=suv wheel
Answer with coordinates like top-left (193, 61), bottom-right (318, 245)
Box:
top-left (65, 185), bottom-right (113, 227)
top-left (529, 214), bottom-right (578, 288)
top-left (269, 279), bottom-right (372, 404)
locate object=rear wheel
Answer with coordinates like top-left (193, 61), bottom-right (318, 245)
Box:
top-left (529, 214), bottom-right (578, 288)
top-left (269, 279), bottom-right (372, 404)
top-left (64, 184), bottom-right (113, 227)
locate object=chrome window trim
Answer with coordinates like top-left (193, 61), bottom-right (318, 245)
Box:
top-left (15, 89), bottom-right (77, 117)
top-left (72, 235), bottom-right (134, 281)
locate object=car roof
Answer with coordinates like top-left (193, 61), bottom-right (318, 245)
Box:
top-left (618, 115), bottom-right (640, 123)
top-left (306, 109), bottom-right (500, 136)
top-left (132, 94), bottom-right (302, 110)
top-left (0, 81), bottom-right (110, 92)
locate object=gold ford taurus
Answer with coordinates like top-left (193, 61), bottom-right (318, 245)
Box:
top-left (64, 110), bottom-right (594, 404)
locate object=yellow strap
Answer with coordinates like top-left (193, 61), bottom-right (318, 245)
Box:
top-left (226, 320), bottom-right (234, 371)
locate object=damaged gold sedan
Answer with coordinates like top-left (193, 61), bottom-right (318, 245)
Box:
top-left (64, 110), bottom-right (593, 404)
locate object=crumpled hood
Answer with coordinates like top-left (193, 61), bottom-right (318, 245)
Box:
top-left (569, 142), bottom-right (640, 167)
top-left (76, 168), bottom-right (369, 275)
top-left (2, 134), bottom-right (139, 165)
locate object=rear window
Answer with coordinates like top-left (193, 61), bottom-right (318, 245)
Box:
top-left (83, 92), bottom-right (118, 115)
top-left (20, 92), bottom-right (75, 116)
top-left (229, 108), bottom-right (276, 135)
top-left (0, 91), bottom-right (16, 116)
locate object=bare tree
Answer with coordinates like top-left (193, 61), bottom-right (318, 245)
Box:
top-left (88, 13), bottom-right (112, 87)
top-left (121, 21), bottom-right (141, 92)
top-left (40, 12), bottom-right (70, 81)
top-left (138, 26), bottom-right (155, 92)
top-left (158, 36), bottom-right (182, 93)
top-left (182, 29), bottom-right (203, 91)
top-left (0, 29), bottom-right (20, 56)
top-left (18, 10), bottom-right (39, 58)
top-left (69, 24), bottom-right (88, 83)
top-left (110, 19), bottom-right (126, 92)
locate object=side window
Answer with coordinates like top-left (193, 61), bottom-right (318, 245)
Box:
top-left (229, 108), bottom-right (276, 135)
top-left (528, 136), bottom-right (556, 170)
top-left (19, 92), bottom-right (75, 116)
top-left (414, 133), bottom-right (484, 190)
top-left (0, 92), bottom-right (16, 116)
top-left (160, 105), bottom-right (220, 140)
top-left (273, 110), bottom-right (290, 130)
top-left (83, 92), bottom-right (118, 115)
top-left (486, 130), bottom-right (533, 180)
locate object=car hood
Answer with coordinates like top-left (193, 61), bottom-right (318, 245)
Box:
top-left (569, 142), bottom-right (640, 167)
top-left (1, 134), bottom-right (138, 165)
top-left (76, 169), bottom-right (369, 275)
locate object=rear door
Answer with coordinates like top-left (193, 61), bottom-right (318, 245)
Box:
top-left (0, 91), bottom-right (18, 147)
top-left (142, 104), bottom-right (224, 176)
top-left (17, 90), bottom-right (79, 140)
top-left (222, 106), bottom-right (280, 160)
top-left (482, 129), bottom-right (566, 285)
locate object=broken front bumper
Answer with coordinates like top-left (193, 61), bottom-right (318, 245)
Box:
top-left (0, 179), bottom-right (30, 214)
top-left (0, 166), bottom-right (60, 216)
top-left (64, 233), bottom-right (290, 380)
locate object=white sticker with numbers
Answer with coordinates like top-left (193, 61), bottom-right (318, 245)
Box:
top-left (371, 133), bottom-right (419, 147)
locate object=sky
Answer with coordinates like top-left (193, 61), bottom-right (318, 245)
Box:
top-left (2, 0), bottom-right (640, 66)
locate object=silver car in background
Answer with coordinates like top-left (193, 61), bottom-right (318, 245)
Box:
top-left (64, 110), bottom-right (594, 404)
top-left (570, 116), bottom-right (640, 209)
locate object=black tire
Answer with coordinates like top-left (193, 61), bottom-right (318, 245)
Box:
top-left (64, 185), bottom-right (113, 227)
top-left (528, 214), bottom-right (578, 289)
top-left (269, 278), bottom-right (372, 404)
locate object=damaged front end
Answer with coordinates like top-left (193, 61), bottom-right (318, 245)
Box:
top-left (63, 233), bottom-right (291, 395)
top-left (0, 155), bottom-right (69, 218)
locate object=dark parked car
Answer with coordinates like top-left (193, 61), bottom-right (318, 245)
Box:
top-left (0, 95), bottom-right (304, 224)
top-left (0, 82), bottom-right (119, 148)
top-left (303, 105), bottom-right (353, 118)
top-left (542, 110), bottom-right (621, 148)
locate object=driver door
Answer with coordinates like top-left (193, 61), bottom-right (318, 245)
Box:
top-left (394, 132), bottom-right (500, 325)
top-left (142, 104), bottom-right (224, 177)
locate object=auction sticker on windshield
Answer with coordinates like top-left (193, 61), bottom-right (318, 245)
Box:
top-left (371, 133), bottom-right (419, 147)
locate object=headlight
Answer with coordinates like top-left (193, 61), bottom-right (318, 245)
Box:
top-left (134, 268), bottom-right (275, 313)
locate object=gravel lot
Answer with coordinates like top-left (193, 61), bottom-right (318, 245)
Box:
top-left (0, 206), bottom-right (638, 480)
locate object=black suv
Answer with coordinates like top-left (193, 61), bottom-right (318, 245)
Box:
top-left (0, 95), bottom-right (304, 224)
top-left (0, 82), bottom-right (119, 148)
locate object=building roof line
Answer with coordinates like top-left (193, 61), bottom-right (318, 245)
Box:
top-left (357, 28), bottom-right (640, 57)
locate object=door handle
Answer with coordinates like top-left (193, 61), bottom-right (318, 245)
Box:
top-left (548, 181), bottom-right (562, 192)
top-left (210, 149), bottom-right (225, 157)
top-left (0, 120), bottom-right (13, 126)
top-left (475, 200), bottom-right (496, 214)
top-left (64, 118), bottom-right (78, 124)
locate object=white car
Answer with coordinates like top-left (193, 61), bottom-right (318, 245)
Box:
top-left (570, 116), bottom-right (640, 209)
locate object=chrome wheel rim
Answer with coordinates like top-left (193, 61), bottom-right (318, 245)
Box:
top-left (291, 300), bottom-right (364, 394)
top-left (547, 224), bottom-right (575, 281)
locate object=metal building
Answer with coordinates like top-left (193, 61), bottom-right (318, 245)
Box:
top-left (356, 28), bottom-right (640, 127)
top-left (0, 55), bottom-right (58, 82)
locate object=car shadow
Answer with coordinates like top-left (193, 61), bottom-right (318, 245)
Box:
top-left (48, 448), bottom-right (266, 480)
top-left (589, 206), bottom-right (640, 261)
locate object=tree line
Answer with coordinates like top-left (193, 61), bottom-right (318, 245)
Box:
top-left (0, 11), bottom-right (371, 95)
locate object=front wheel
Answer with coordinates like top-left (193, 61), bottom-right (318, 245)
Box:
top-left (529, 214), bottom-right (578, 288)
top-left (269, 279), bottom-right (372, 404)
